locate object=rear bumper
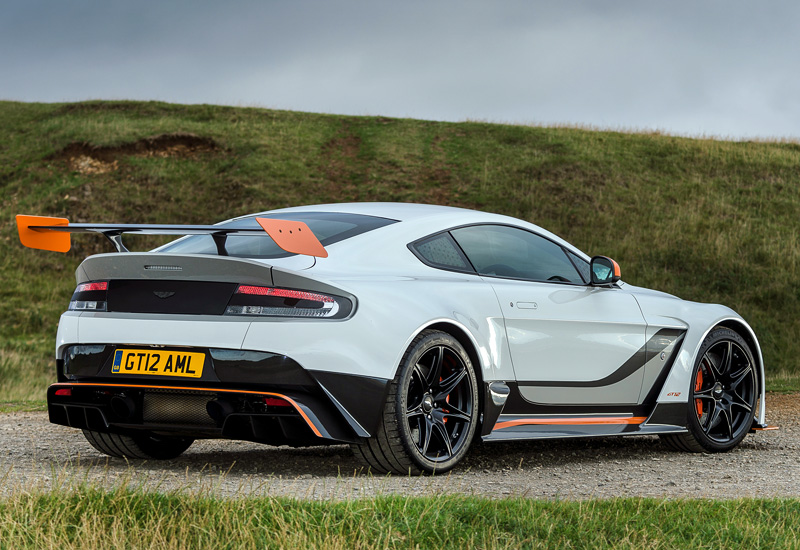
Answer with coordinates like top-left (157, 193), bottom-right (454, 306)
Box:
top-left (51, 344), bottom-right (390, 445)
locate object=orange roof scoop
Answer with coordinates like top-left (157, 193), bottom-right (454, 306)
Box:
top-left (256, 218), bottom-right (328, 258)
top-left (16, 215), bottom-right (71, 253)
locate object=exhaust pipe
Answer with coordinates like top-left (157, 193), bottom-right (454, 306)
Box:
top-left (110, 395), bottom-right (136, 420)
top-left (206, 399), bottom-right (234, 424)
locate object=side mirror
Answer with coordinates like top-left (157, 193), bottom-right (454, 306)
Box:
top-left (590, 256), bottom-right (621, 285)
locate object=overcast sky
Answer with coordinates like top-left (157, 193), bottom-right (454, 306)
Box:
top-left (2, 1), bottom-right (798, 139)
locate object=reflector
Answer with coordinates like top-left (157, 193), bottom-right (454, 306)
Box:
top-left (264, 397), bottom-right (292, 407)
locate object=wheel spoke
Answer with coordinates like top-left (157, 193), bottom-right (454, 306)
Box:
top-left (703, 401), bottom-right (720, 431)
top-left (412, 364), bottom-right (427, 389)
top-left (704, 354), bottom-right (719, 379)
top-left (701, 357), bottom-right (718, 384)
top-left (443, 400), bottom-right (470, 417)
top-left (420, 416), bottom-right (433, 456)
top-left (435, 368), bottom-right (466, 400)
top-left (443, 410), bottom-right (471, 423)
top-left (406, 402), bottom-right (424, 418)
top-left (432, 420), bottom-right (453, 457)
top-left (720, 409), bottom-right (733, 439)
top-left (426, 346), bottom-right (445, 387)
top-left (694, 388), bottom-right (714, 399)
top-left (716, 341), bottom-right (732, 377)
top-left (728, 365), bottom-right (752, 390)
top-left (730, 391), bottom-right (753, 413)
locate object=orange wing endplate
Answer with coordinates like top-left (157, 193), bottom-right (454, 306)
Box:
top-left (256, 218), bottom-right (328, 258)
top-left (16, 215), bottom-right (71, 253)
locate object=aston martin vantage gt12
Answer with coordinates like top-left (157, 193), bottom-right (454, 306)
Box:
top-left (16, 203), bottom-right (771, 473)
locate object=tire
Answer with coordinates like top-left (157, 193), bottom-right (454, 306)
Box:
top-left (660, 328), bottom-right (757, 453)
top-left (351, 330), bottom-right (479, 475)
top-left (82, 429), bottom-right (194, 460)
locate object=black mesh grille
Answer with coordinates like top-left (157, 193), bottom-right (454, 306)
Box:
top-left (107, 280), bottom-right (237, 315)
top-left (143, 391), bottom-right (215, 426)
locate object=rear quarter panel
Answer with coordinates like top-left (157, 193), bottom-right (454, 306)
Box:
top-left (241, 271), bottom-right (511, 383)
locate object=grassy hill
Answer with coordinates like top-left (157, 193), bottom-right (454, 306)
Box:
top-left (1, 100), bottom-right (798, 401)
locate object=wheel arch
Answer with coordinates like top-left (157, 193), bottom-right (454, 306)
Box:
top-left (425, 321), bottom-right (486, 390)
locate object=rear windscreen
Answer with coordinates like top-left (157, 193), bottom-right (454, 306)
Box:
top-left (157, 212), bottom-right (397, 259)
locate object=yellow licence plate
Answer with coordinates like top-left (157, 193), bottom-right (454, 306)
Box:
top-left (111, 349), bottom-right (204, 378)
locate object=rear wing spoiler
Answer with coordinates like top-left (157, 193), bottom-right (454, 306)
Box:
top-left (15, 214), bottom-right (328, 258)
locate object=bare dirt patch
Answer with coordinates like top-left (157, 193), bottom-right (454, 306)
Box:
top-left (53, 134), bottom-right (219, 175)
top-left (1, 394), bottom-right (797, 500)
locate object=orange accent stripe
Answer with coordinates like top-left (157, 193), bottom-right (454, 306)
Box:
top-left (16, 215), bottom-right (71, 253)
top-left (493, 416), bottom-right (647, 431)
top-left (51, 382), bottom-right (323, 437)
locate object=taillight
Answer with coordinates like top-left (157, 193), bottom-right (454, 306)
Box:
top-left (76, 282), bottom-right (108, 292)
top-left (264, 397), bottom-right (292, 407)
top-left (224, 284), bottom-right (351, 318)
top-left (69, 280), bottom-right (108, 311)
top-left (235, 286), bottom-right (334, 303)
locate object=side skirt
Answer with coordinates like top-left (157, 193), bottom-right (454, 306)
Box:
top-left (482, 387), bottom-right (688, 442)
top-left (483, 414), bottom-right (686, 441)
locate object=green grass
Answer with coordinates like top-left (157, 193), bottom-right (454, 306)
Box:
top-left (1, 100), bottom-right (799, 399)
top-left (0, 400), bottom-right (45, 413)
top-left (1, 486), bottom-right (799, 549)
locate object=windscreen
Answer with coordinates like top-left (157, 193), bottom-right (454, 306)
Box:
top-left (157, 212), bottom-right (397, 259)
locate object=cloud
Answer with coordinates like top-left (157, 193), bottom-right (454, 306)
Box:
top-left (1, 0), bottom-right (798, 138)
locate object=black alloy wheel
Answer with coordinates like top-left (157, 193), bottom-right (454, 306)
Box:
top-left (402, 341), bottom-right (475, 464)
top-left (691, 336), bottom-right (757, 444)
top-left (351, 330), bottom-right (479, 474)
top-left (661, 328), bottom-right (757, 453)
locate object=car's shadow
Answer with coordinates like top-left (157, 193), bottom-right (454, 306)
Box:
top-left (75, 434), bottom-right (735, 478)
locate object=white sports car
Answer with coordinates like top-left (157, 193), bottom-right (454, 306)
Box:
top-left (17, 203), bottom-right (770, 474)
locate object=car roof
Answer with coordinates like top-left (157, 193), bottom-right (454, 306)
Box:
top-left (241, 203), bottom-right (590, 263)
top-left (250, 202), bottom-right (496, 224)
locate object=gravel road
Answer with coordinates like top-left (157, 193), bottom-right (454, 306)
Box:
top-left (2, 395), bottom-right (797, 500)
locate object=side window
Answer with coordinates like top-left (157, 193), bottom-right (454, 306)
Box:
top-left (450, 225), bottom-right (583, 284)
top-left (410, 233), bottom-right (472, 271)
top-left (567, 250), bottom-right (591, 283)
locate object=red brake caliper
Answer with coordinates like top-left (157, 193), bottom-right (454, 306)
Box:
top-left (694, 368), bottom-right (704, 418)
